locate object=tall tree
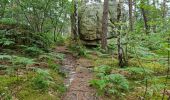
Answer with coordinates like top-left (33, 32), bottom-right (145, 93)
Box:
top-left (140, 0), bottom-right (149, 34)
top-left (101, 0), bottom-right (109, 51)
top-left (117, 0), bottom-right (126, 67)
top-left (162, 0), bottom-right (167, 18)
top-left (152, 0), bottom-right (157, 33)
top-left (71, 0), bottom-right (79, 41)
top-left (128, 0), bottom-right (133, 31)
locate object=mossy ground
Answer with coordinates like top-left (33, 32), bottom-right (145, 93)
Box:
top-left (0, 45), bottom-right (169, 100)
top-left (0, 51), bottom-right (66, 100)
top-left (86, 49), bottom-right (170, 100)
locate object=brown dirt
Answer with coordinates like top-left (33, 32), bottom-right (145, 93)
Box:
top-left (55, 46), bottom-right (101, 100)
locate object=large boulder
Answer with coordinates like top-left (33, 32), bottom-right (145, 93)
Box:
top-left (78, 1), bottom-right (118, 45)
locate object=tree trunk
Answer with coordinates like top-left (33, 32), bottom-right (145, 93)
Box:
top-left (152, 0), bottom-right (157, 33)
top-left (117, 0), bottom-right (125, 67)
top-left (134, 0), bottom-right (138, 21)
top-left (162, 0), bottom-right (167, 18)
top-left (71, 0), bottom-right (79, 41)
top-left (128, 0), bottom-right (133, 31)
top-left (101, 0), bottom-right (109, 51)
top-left (140, 0), bottom-right (149, 34)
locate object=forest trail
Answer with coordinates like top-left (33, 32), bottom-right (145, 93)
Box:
top-left (55, 46), bottom-right (100, 100)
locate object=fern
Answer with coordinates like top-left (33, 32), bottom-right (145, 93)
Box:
top-left (0, 38), bottom-right (15, 46)
top-left (91, 65), bottom-right (129, 96)
top-left (69, 45), bottom-right (87, 56)
top-left (90, 74), bottom-right (129, 96)
top-left (104, 74), bottom-right (129, 91)
top-left (90, 79), bottom-right (106, 95)
top-left (32, 68), bottom-right (53, 90)
top-left (94, 65), bottom-right (112, 75)
top-left (0, 18), bottom-right (17, 25)
top-left (125, 67), bottom-right (153, 79)
top-left (0, 55), bottom-right (12, 60)
top-left (12, 56), bottom-right (35, 66)
top-left (23, 46), bottom-right (44, 56)
top-left (47, 52), bottom-right (65, 60)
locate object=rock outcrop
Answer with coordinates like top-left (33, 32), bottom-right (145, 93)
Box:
top-left (78, 0), bottom-right (118, 45)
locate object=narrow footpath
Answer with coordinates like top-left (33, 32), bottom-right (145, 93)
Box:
top-left (55, 46), bottom-right (100, 100)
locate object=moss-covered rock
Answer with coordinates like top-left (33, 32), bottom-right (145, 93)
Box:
top-left (78, 1), bottom-right (119, 45)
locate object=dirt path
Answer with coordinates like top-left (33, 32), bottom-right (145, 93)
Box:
top-left (55, 46), bottom-right (100, 100)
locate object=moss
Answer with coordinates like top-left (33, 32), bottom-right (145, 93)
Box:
top-left (128, 59), bottom-right (166, 74)
top-left (17, 85), bottom-right (60, 100)
top-left (15, 70), bottom-right (65, 100)
top-left (0, 76), bottom-right (22, 93)
top-left (125, 75), bottom-right (170, 99)
top-left (94, 57), bottom-right (118, 67)
top-left (0, 67), bottom-right (65, 99)
top-left (143, 62), bottom-right (166, 74)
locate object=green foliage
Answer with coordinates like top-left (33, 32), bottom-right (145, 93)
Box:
top-left (6, 66), bottom-right (15, 76)
top-left (47, 59), bottom-right (60, 72)
top-left (142, 34), bottom-right (164, 50)
top-left (55, 35), bottom-right (66, 45)
top-left (78, 46), bottom-right (87, 56)
top-left (69, 44), bottom-right (87, 56)
top-left (0, 38), bottom-right (15, 47)
top-left (0, 18), bottom-right (17, 25)
top-left (0, 89), bottom-right (12, 100)
top-left (105, 74), bottom-right (129, 94)
top-left (0, 76), bottom-right (22, 98)
top-left (45, 52), bottom-right (65, 61)
top-left (52, 83), bottom-right (67, 94)
top-left (125, 67), bottom-right (153, 79)
top-left (32, 69), bottom-right (53, 90)
top-left (55, 53), bottom-right (65, 60)
top-left (12, 56), bottom-right (35, 66)
top-left (0, 54), bottom-right (34, 66)
top-left (90, 79), bottom-right (106, 94)
top-left (34, 32), bottom-right (54, 50)
top-left (94, 65), bottom-right (112, 76)
top-left (90, 74), bottom-right (129, 96)
top-left (0, 54), bottom-right (12, 60)
top-left (91, 65), bottom-right (129, 96)
top-left (0, 27), bottom-right (55, 51)
top-left (22, 46), bottom-right (44, 56)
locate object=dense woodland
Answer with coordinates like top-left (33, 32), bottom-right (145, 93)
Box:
top-left (0, 0), bottom-right (170, 100)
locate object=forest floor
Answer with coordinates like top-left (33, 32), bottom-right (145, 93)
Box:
top-left (55, 46), bottom-right (100, 100)
top-left (0, 44), bottom-right (170, 100)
